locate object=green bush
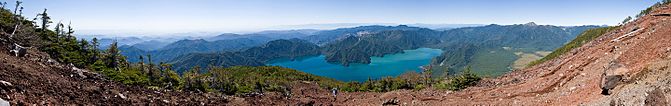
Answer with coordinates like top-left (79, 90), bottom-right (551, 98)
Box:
top-left (436, 67), bottom-right (481, 91)
top-left (208, 66), bottom-right (341, 94)
top-left (182, 67), bottom-right (212, 92)
top-left (98, 66), bottom-right (150, 86)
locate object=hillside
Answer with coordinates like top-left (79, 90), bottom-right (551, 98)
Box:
top-left (0, 7), bottom-right (236, 104)
top-left (430, 24), bottom-right (600, 76)
top-left (321, 29), bottom-right (441, 66)
top-left (170, 39), bottom-right (321, 71)
top-left (120, 37), bottom-right (272, 63)
top-left (0, 38), bottom-right (236, 105)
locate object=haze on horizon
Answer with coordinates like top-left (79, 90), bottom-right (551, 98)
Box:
top-left (15, 0), bottom-right (662, 36)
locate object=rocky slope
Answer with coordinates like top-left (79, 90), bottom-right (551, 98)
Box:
top-left (0, 39), bottom-right (236, 105)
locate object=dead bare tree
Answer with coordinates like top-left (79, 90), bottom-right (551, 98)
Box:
top-left (10, 1), bottom-right (23, 38)
top-left (1, 2), bottom-right (7, 9)
top-left (12, 1), bottom-right (19, 14)
top-left (6, 1), bottom-right (27, 57)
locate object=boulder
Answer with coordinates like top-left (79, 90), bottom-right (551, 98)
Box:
top-left (0, 98), bottom-right (9, 106)
top-left (0, 80), bottom-right (12, 90)
top-left (9, 43), bottom-right (26, 57)
top-left (0, 81), bottom-right (11, 87)
top-left (601, 75), bottom-right (623, 95)
top-left (71, 66), bottom-right (89, 78)
top-left (382, 97), bottom-right (400, 106)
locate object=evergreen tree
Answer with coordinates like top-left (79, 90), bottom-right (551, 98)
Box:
top-left (37, 8), bottom-right (51, 33)
top-left (66, 22), bottom-right (74, 40)
top-left (622, 16), bottom-right (632, 25)
top-left (106, 41), bottom-right (120, 70)
top-left (91, 38), bottom-right (99, 50)
top-left (138, 55), bottom-right (144, 73)
top-left (78, 39), bottom-right (89, 52)
top-left (147, 54), bottom-right (156, 84)
top-left (54, 21), bottom-right (63, 41)
top-left (90, 38), bottom-right (100, 62)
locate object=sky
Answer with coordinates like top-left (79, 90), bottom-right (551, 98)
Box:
top-left (7, 0), bottom-right (663, 35)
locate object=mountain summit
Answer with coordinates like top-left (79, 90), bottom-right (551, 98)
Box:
top-left (523, 22), bottom-right (538, 26)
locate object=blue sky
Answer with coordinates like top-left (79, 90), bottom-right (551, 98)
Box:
top-left (9, 0), bottom-right (662, 35)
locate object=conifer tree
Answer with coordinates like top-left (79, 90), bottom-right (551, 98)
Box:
top-left (106, 41), bottom-right (120, 70)
top-left (66, 22), bottom-right (74, 40)
top-left (79, 39), bottom-right (89, 52)
top-left (622, 16), bottom-right (632, 25)
top-left (147, 54), bottom-right (155, 83)
top-left (37, 9), bottom-right (51, 32)
top-left (138, 55), bottom-right (144, 71)
top-left (54, 21), bottom-right (62, 40)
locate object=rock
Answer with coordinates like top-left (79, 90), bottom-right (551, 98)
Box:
top-left (47, 59), bottom-right (58, 65)
top-left (0, 80), bottom-right (12, 93)
top-left (601, 75), bottom-right (623, 95)
top-left (118, 93), bottom-right (127, 99)
top-left (9, 43), bottom-right (26, 57)
top-left (0, 98), bottom-right (9, 106)
top-left (0, 81), bottom-right (11, 87)
top-left (72, 67), bottom-right (88, 78)
top-left (382, 97), bottom-right (400, 106)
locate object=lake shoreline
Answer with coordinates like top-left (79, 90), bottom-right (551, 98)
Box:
top-left (267, 48), bottom-right (443, 82)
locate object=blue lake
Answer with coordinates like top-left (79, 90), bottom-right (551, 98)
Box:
top-left (267, 48), bottom-right (443, 82)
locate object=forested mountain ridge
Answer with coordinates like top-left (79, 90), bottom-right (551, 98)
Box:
top-left (437, 23), bottom-right (599, 50)
top-left (429, 23), bottom-right (601, 76)
top-left (321, 29), bottom-right (441, 66)
top-left (120, 37), bottom-right (272, 63)
top-left (301, 25), bottom-right (427, 45)
top-left (170, 39), bottom-right (321, 72)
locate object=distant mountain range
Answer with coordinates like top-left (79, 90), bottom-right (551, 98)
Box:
top-left (110, 23), bottom-right (600, 76)
top-left (265, 23), bottom-right (483, 31)
top-left (301, 25), bottom-right (430, 45)
top-left (169, 39), bottom-right (321, 72)
top-left (118, 29), bottom-right (326, 63)
top-left (120, 37), bottom-right (272, 63)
